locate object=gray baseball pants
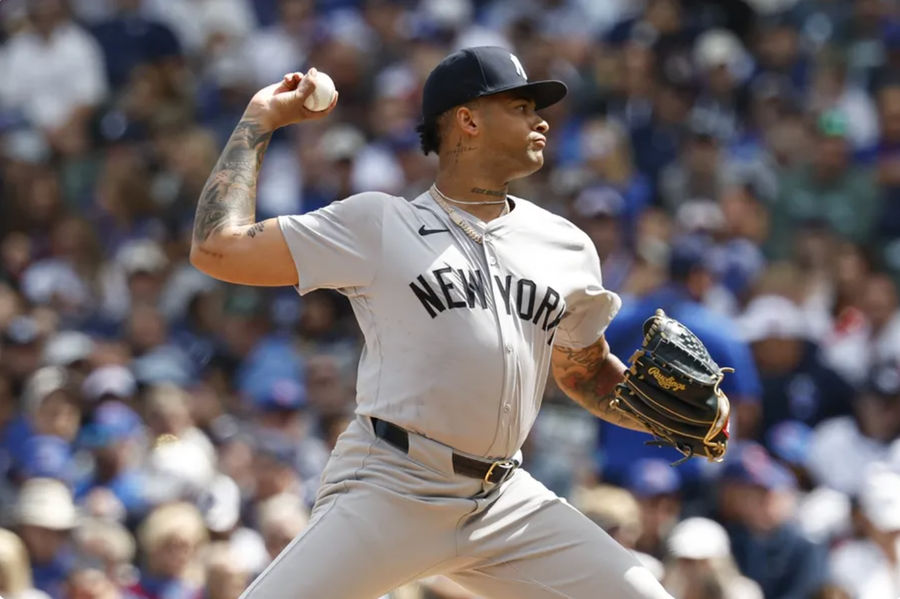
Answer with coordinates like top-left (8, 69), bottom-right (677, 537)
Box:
top-left (240, 415), bottom-right (672, 599)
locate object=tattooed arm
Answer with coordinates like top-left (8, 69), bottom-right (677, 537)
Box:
top-left (550, 336), bottom-right (650, 432)
top-left (190, 70), bottom-right (337, 285)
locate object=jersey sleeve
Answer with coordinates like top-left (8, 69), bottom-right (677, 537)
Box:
top-left (277, 192), bottom-right (388, 294)
top-left (554, 238), bottom-right (622, 349)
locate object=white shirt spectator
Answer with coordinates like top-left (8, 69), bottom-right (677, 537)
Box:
top-left (833, 86), bottom-right (880, 151)
top-left (831, 538), bottom-right (900, 598)
top-left (142, 0), bottom-right (256, 55)
top-left (821, 312), bottom-right (900, 386)
top-left (0, 22), bottom-right (107, 129)
top-left (831, 466), bottom-right (900, 598)
top-left (243, 25), bottom-right (308, 88)
top-left (794, 486), bottom-right (852, 545)
top-left (806, 416), bottom-right (889, 495)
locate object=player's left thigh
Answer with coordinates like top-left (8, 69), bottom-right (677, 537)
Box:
top-left (450, 470), bottom-right (672, 599)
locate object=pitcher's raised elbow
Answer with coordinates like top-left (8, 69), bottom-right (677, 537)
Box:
top-left (189, 243), bottom-right (224, 278)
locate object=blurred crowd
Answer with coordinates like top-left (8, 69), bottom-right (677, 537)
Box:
top-left (2, 0), bottom-right (900, 598)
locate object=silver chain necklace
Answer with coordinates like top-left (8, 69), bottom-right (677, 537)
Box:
top-left (432, 183), bottom-right (508, 205)
top-left (428, 184), bottom-right (508, 245)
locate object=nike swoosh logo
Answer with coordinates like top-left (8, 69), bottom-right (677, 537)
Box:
top-left (418, 225), bottom-right (450, 236)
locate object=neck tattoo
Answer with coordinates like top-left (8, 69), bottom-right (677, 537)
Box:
top-left (470, 187), bottom-right (507, 198)
top-left (432, 183), bottom-right (508, 205)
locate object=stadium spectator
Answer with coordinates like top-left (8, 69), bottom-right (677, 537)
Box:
top-left (256, 492), bottom-right (308, 565)
top-left (807, 360), bottom-right (900, 495)
top-left (64, 568), bottom-right (123, 599)
top-left (89, 0), bottom-right (181, 89)
top-left (74, 400), bottom-right (146, 520)
top-left (572, 483), bottom-right (664, 581)
top-left (0, 0), bottom-right (108, 154)
top-left (72, 519), bottom-right (137, 588)
top-left (829, 465), bottom-right (900, 598)
top-left (0, 527), bottom-right (52, 599)
top-left (663, 517), bottom-right (763, 599)
top-left (202, 542), bottom-right (250, 599)
top-left (623, 458), bottom-right (683, 560)
top-left (14, 478), bottom-right (78, 599)
top-left (22, 367), bottom-right (81, 445)
top-left (737, 294), bottom-right (854, 440)
top-left (197, 474), bottom-right (268, 575)
top-left (719, 443), bottom-right (828, 599)
top-left (129, 502), bottom-right (207, 599)
top-left (769, 110), bottom-right (880, 259)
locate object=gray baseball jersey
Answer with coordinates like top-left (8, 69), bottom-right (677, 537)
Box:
top-left (278, 190), bottom-right (621, 459)
top-left (247, 191), bottom-right (672, 599)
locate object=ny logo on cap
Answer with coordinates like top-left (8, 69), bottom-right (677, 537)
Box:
top-left (510, 54), bottom-right (527, 81)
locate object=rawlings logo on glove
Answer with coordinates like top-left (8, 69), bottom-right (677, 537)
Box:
top-left (647, 367), bottom-right (686, 392)
top-left (611, 309), bottom-right (733, 463)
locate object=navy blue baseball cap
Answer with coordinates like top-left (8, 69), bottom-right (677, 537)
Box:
top-left (79, 401), bottom-right (142, 448)
top-left (625, 458), bottom-right (682, 497)
top-left (19, 435), bottom-right (73, 481)
top-left (252, 378), bottom-right (307, 412)
top-left (421, 46), bottom-right (567, 122)
top-left (720, 442), bottom-right (796, 490)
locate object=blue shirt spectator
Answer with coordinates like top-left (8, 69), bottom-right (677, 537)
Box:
top-left (719, 443), bottom-right (828, 599)
top-left (75, 401), bottom-right (148, 518)
top-left (90, 8), bottom-right (181, 89)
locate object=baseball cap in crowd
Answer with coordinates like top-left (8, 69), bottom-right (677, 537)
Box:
top-left (81, 365), bottom-right (137, 402)
top-left (23, 366), bottom-right (72, 414)
top-left (198, 474), bottom-right (241, 533)
top-left (79, 401), bottom-right (142, 448)
top-left (19, 435), bottom-right (73, 481)
top-left (675, 200), bottom-right (725, 234)
top-left (318, 125), bottom-right (365, 162)
top-left (144, 438), bottom-right (216, 504)
top-left (667, 517), bottom-right (731, 560)
top-left (253, 378), bottom-right (308, 412)
top-left (866, 360), bottom-right (900, 399)
top-left (693, 28), bottom-right (749, 79)
top-left (421, 46), bottom-right (567, 122)
top-left (859, 465), bottom-right (900, 532)
top-left (3, 315), bottom-right (41, 346)
top-left (42, 331), bottom-right (94, 367)
top-left (132, 348), bottom-right (194, 387)
top-left (74, 518), bottom-right (136, 565)
top-left (750, 72), bottom-right (799, 110)
top-left (625, 458), bottom-right (682, 498)
top-left (21, 260), bottom-right (90, 308)
top-left (572, 185), bottom-right (625, 220)
top-left (668, 235), bottom-right (715, 280)
top-left (254, 435), bottom-right (297, 466)
top-left (16, 477), bottom-right (78, 530)
top-left (116, 239), bottom-right (168, 276)
top-left (737, 295), bottom-right (810, 343)
top-left (817, 110), bottom-right (849, 139)
top-left (765, 420), bottom-right (813, 466)
top-left (720, 442), bottom-right (797, 491)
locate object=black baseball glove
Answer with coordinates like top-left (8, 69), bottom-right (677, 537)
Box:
top-left (611, 309), bottom-right (733, 463)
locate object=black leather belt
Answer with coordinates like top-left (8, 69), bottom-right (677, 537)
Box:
top-left (370, 417), bottom-right (519, 485)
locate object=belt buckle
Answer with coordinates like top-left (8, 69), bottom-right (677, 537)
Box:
top-left (484, 459), bottom-right (517, 484)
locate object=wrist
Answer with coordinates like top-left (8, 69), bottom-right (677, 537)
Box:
top-left (242, 105), bottom-right (277, 134)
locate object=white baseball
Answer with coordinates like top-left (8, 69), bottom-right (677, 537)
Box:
top-left (303, 70), bottom-right (337, 112)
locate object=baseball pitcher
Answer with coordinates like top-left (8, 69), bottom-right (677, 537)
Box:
top-left (191, 47), bottom-right (729, 598)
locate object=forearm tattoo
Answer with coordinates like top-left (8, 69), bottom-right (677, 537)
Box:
top-left (552, 339), bottom-right (645, 431)
top-left (193, 116), bottom-right (272, 245)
